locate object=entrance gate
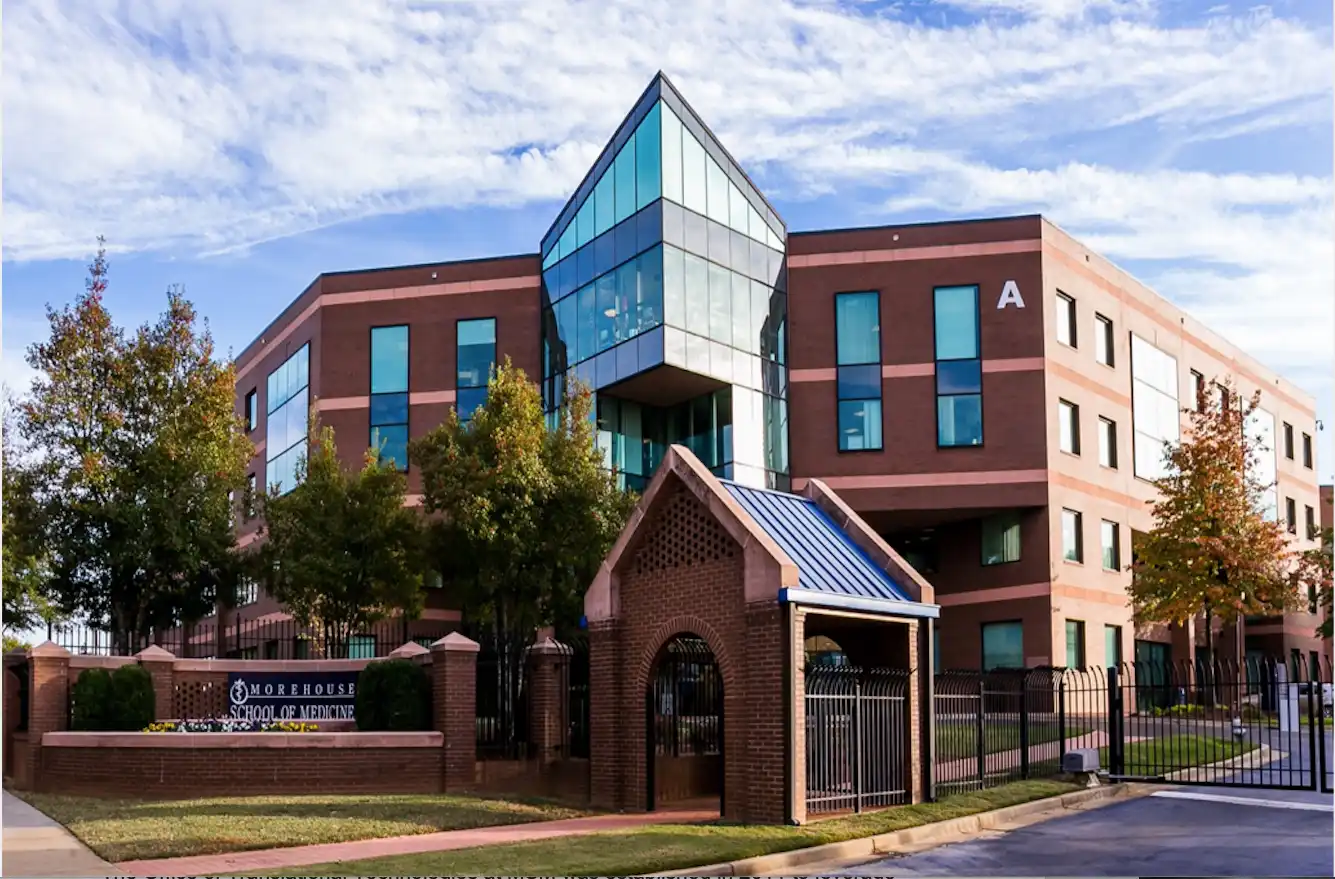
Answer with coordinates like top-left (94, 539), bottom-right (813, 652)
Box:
top-left (645, 635), bottom-right (723, 810)
top-left (1091, 656), bottom-right (1332, 794)
top-left (805, 664), bottom-right (911, 815)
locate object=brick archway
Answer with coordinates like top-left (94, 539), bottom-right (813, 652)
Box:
top-left (643, 632), bottom-right (726, 811)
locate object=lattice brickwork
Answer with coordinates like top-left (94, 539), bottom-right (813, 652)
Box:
top-left (633, 486), bottom-right (737, 574)
top-left (173, 672), bottom-right (228, 720)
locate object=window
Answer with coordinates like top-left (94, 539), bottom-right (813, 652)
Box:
top-left (1062, 509), bottom-right (1083, 563)
top-left (1190, 370), bottom-right (1206, 413)
top-left (933, 628), bottom-right (941, 674)
top-left (1098, 417), bottom-right (1118, 469)
top-left (835, 292), bottom-right (882, 451)
top-left (1246, 407), bottom-right (1278, 521)
top-left (370, 325), bottom-right (409, 470)
top-left (1056, 292), bottom-right (1076, 348)
top-left (457, 318), bottom-right (497, 422)
top-left (264, 343), bottom-right (310, 495)
top-left (1105, 625), bottom-right (1122, 668)
top-left (348, 635), bottom-right (376, 660)
top-left (982, 621), bottom-right (1023, 671)
top-left (1130, 335), bottom-right (1180, 480)
top-left (1059, 400), bottom-right (1080, 455)
top-left (934, 285), bottom-right (982, 447)
top-left (1095, 314), bottom-right (1114, 366)
top-left (1303, 433), bottom-right (1314, 469)
top-left (245, 473), bottom-right (257, 520)
top-left (1306, 505), bottom-right (1316, 541)
top-left (1286, 497), bottom-right (1297, 534)
top-left (981, 513), bottom-right (1021, 566)
top-left (263, 640), bottom-right (279, 660)
top-left (244, 388), bottom-right (257, 432)
top-left (1065, 620), bottom-right (1086, 669)
top-left (236, 579), bottom-right (259, 607)
top-left (1283, 422), bottom-right (1295, 459)
top-left (1101, 520), bottom-right (1120, 571)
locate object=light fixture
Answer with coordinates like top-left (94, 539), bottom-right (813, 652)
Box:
top-left (604, 308), bottom-right (617, 318)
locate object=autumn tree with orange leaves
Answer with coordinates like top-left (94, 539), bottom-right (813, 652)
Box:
top-left (1129, 378), bottom-right (1300, 667)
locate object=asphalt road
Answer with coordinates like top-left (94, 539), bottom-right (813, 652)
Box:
top-left (834, 785), bottom-right (1334, 877)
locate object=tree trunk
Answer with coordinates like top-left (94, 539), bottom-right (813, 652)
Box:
top-left (1203, 604), bottom-right (1215, 708)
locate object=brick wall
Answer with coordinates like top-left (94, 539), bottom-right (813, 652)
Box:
top-left (37, 742), bottom-right (443, 798)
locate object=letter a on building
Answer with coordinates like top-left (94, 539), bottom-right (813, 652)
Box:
top-left (997, 280), bottom-right (1025, 309)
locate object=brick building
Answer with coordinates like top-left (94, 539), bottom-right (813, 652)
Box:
top-left (216, 72), bottom-right (1323, 672)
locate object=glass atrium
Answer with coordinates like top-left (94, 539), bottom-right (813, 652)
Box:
top-left (539, 74), bottom-right (789, 490)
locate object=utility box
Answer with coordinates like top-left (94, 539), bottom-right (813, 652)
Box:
top-left (1062, 748), bottom-right (1100, 773)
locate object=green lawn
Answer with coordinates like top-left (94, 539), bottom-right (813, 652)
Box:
top-left (1099, 733), bottom-right (1258, 777)
top-left (246, 779), bottom-right (1080, 877)
top-left (936, 720), bottom-right (1090, 758)
top-left (13, 791), bottom-right (589, 863)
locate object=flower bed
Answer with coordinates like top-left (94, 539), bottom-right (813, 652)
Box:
top-left (143, 719), bottom-right (319, 733)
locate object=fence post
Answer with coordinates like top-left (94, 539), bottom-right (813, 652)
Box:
top-left (135, 645), bottom-right (176, 721)
top-left (853, 675), bottom-right (864, 813)
top-left (1107, 665), bottom-right (1124, 776)
top-left (528, 635), bottom-right (573, 765)
top-left (975, 679), bottom-right (986, 786)
top-left (1019, 673), bottom-right (1030, 780)
top-left (1058, 675), bottom-right (1068, 767)
top-left (1307, 671), bottom-right (1320, 791)
top-left (431, 632), bottom-right (480, 792)
top-left (17, 642), bottom-right (71, 791)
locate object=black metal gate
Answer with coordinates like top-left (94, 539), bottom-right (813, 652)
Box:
top-left (805, 665), bottom-right (910, 815)
top-left (1096, 656), bottom-right (1332, 793)
top-left (646, 635), bottom-right (723, 810)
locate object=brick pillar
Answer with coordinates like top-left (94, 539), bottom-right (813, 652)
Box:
top-left (431, 632), bottom-right (478, 792)
top-left (741, 600), bottom-right (786, 825)
top-left (528, 636), bottom-right (572, 765)
top-left (588, 620), bottom-right (623, 811)
top-left (22, 642), bottom-right (71, 791)
top-left (903, 619), bottom-right (923, 804)
top-left (135, 645), bottom-right (176, 721)
top-left (789, 607), bottom-right (808, 825)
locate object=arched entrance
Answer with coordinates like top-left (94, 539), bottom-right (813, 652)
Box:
top-left (645, 634), bottom-right (723, 811)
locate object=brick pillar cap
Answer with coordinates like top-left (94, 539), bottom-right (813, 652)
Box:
top-left (389, 641), bottom-right (430, 658)
top-left (28, 641), bottom-right (71, 659)
top-left (430, 632), bottom-right (480, 653)
top-left (530, 636), bottom-right (572, 656)
top-left (135, 645), bottom-right (176, 661)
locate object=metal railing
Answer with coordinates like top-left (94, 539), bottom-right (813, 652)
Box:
top-left (806, 665), bottom-right (911, 815)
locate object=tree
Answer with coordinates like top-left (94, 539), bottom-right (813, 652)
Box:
top-left (1297, 493), bottom-right (1333, 641)
top-left (257, 418), bottom-right (426, 657)
top-left (1129, 377), bottom-right (1299, 670)
top-left (20, 241), bottom-right (252, 651)
top-left (411, 358), bottom-right (635, 640)
top-left (3, 391), bottom-right (54, 636)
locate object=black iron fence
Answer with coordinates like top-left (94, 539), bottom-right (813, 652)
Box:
top-left (47, 615), bottom-right (457, 660)
top-left (567, 634), bottom-right (591, 759)
top-left (805, 664), bottom-right (911, 815)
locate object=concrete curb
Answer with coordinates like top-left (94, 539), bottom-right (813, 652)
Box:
top-left (649, 783), bottom-right (1144, 877)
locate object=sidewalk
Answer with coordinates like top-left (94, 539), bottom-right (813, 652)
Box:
top-left (117, 806), bottom-right (718, 877)
top-left (3, 790), bottom-right (124, 878)
top-left (935, 730), bottom-right (1143, 784)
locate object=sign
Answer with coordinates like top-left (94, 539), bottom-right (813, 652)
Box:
top-left (227, 671), bottom-right (358, 721)
top-left (997, 280), bottom-right (1025, 309)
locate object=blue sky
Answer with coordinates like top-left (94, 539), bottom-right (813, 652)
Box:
top-left (4, 0), bottom-right (1333, 480)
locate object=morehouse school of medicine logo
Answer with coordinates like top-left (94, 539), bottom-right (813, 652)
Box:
top-left (230, 677), bottom-right (250, 706)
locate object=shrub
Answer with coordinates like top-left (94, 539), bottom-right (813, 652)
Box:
top-left (70, 668), bottom-right (115, 731)
top-left (355, 658), bottom-right (431, 731)
top-left (70, 664), bottom-right (156, 731)
top-left (111, 664), bottom-right (156, 731)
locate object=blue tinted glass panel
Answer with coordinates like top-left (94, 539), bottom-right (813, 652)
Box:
top-left (596, 273), bottom-right (617, 353)
top-left (558, 295), bottom-right (578, 364)
top-left (370, 424), bottom-right (408, 471)
top-left (663, 245), bottom-right (685, 328)
top-left (577, 285), bottom-right (596, 362)
top-left (369, 392), bottom-right (408, 426)
top-left (457, 388), bottom-right (488, 422)
top-left (635, 103), bottom-right (662, 210)
top-left (982, 622), bottom-right (1023, 670)
top-left (575, 236), bottom-right (595, 285)
top-left (457, 318), bottom-right (496, 387)
top-left (575, 199), bottom-right (594, 248)
top-left (615, 218), bottom-right (638, 266)
top-left (558, 253), bottom-right (576, 300)
top-left (661, 103), bottom-right (684, 205)
top-left (616, 261), bottom-right (637, 344)
top-left (839, 399), bottom-right (883, 451)
top-left (936, 359), bottom-right (982, 395)
top-left (837, 365), bottom-right (881, 400)
top-left (593, 231), bottom-right (616, 278)
top-left (938, 393), bottom-right (983, 447)
top-left (636, 203), bottom-right (662, 253)
top-left (934, 285), bottom-right (979, 360)
top-left (615, 136), bottom-right (636, 224)
top-left (836, 292), bottom-right (880, 365)
top-left (558, 222), bottom-right (576, 263)
top-left (594, 172), bottom-right (615, 237)
top-left (638, 246), bottom-right (664, 334)
top-left (370, 326), bottom-right (408, 395)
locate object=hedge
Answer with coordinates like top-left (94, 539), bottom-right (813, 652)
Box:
top-left (355, 658), bottom-right (431, 731)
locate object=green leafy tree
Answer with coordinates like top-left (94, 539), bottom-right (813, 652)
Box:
top-left (257, 418), bottom-right (426, 657)
top-left (1297, 493), bottom-right (1333, 640)
top-left (20, 241), bottom-right (252, 652)
top-left (3, 391), bottom-right (55, 636)
top-left (412, 359), bottom-right (636, 639)
top-left (1129, 378), bottom-right (1298, 668)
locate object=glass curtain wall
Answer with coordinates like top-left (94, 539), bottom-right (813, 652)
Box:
top-left (539, 88), bottom-right (788, 489)
top-left (265, 343), bottom-right (310, 495)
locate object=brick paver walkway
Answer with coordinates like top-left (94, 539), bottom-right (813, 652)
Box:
top-left (116, 806), bottom-right (719, 878)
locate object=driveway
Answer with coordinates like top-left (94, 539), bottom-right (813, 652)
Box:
top-left (832, 785), bottom-right (1334, 878)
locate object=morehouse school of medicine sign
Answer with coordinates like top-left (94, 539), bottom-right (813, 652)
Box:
top-left (227, 672), bottom-right (358, 721)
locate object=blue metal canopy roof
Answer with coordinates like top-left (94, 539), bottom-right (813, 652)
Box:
top-left (722, 481), bottom-right (938, 618)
